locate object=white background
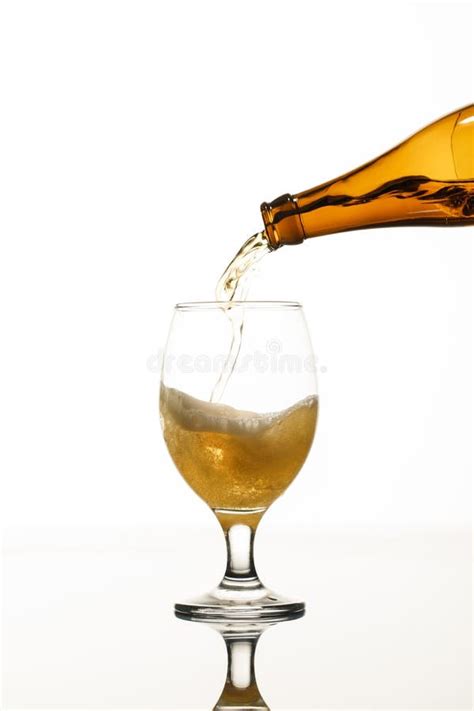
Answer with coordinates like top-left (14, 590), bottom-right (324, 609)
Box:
top-left (1, 2), bottom-right (472, 709)
top-left (1, 0), bottom-right (472, 530)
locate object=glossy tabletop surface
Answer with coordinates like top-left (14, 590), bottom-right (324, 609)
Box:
top-left (2, 525), bottom-right (471, 710)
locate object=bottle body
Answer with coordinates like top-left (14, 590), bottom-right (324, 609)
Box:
top-left (261, 105), bottom-right (474, 248)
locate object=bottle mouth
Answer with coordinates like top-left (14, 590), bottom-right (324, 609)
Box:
top-left (260, 203), bottom-right (281, 249)
top-left (260, 194), bottom-right (305, 247)
top-left (175, 301), bottom-right (302, 311)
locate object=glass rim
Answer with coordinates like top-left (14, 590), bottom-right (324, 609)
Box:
top-left (175, 300), bottom-right (303, 311)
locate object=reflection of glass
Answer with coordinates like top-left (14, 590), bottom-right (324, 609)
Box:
top-left (175, 608), bottom-right (304, 709)
top-left (160, 302), bottom-right (318, 620)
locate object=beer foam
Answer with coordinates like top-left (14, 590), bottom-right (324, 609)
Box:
top-left (160, 385), bottom-right (317, 436)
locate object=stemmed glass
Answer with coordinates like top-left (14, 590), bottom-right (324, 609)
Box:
top-left (160, 301), bottom-right (318, 621)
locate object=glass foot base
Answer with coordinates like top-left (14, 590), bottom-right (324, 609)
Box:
top-left (175, 584), bottom-right (305, 623)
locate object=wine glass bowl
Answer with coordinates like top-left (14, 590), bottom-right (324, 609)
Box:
top-left (160, 301), bottom-right (318, 620)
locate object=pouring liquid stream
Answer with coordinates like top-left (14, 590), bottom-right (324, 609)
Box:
top-left (211, 231), bottom-right (270, 403)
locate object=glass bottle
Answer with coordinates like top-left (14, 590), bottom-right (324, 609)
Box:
top-left (260, 105), bottom-right (474, 248)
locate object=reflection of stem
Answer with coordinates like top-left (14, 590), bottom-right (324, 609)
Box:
top-left (214, 628), bottom-right (269, 710)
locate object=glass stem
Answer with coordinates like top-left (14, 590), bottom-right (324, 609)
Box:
top-left (215, 510), bottom-right (264, 589)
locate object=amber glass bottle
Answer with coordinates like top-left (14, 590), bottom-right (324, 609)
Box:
top-left (261, 105), bottom-right (474, 248)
